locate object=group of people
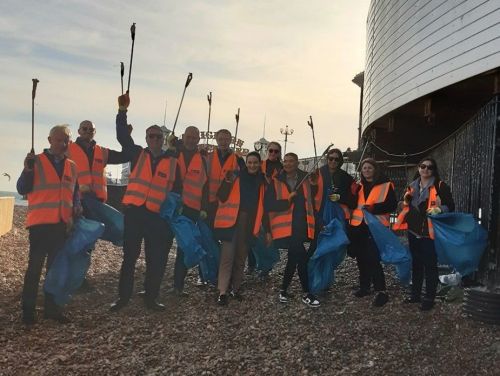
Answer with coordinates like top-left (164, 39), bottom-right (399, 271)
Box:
top-left (17, 92), bottom-right (454, 325)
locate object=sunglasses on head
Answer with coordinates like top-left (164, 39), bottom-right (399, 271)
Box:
top-left (328, 156), bottom-right (340, 162)
top-left (419, 163), bottom-right (434, 170)
top-left (268, 149), bottom-right (280, 154)
top-left (80, 126), bottom-right (95, 132)
top-left (147, 133), bottom-right (163, 140)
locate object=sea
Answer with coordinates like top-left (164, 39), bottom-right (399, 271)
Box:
top-left (0, 191), bottom-right (28, 206)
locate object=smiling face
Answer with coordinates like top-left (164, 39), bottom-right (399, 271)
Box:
top-left (361, 162), bottom-right (375, 181)
top-left (283, 154), bottom-right (298, 174)
top-left (327, 151), bottom-right (341, 171)
top-left (182, 126), bottom-right (200, 151)
top-left (48, 129), bottom-right (70, 157)
top-left (78, 120), bottom-right (96, 143)
top-left (246, 155), bottom-right (261, 174)
top-left (418, 159), bottom-right (435, 179)
top-left (267, 142), bottom-right (281, 162)
top-left (215, 130), bottom-right (232, 152)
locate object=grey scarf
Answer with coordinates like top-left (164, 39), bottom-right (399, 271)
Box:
top-left (410, 177), bottom-right (435, 209)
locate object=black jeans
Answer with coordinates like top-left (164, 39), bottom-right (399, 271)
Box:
top-left (22, 223), bottom-right (67, 315)
top-left (408, 232), bottom-right (438, 301)
top-left (281, 237), bottom-right (312, 293)
top-left (118, 206), bottom-right (173, 303)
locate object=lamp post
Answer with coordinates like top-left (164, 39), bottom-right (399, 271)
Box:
top-left (280, 125), bottom-right (294, 154)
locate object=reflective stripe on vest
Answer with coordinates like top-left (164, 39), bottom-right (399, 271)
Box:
top-left (269, 179), bottom-right (315, 240)
top-left (393, 184), bottom-right (440, 239)
top-left (122, 150), bottom-right (177, 213)
top-left (214, 178), bottom-right (265, 236)
top-left (26, 154), bottom-right (77, 227)
top-left (350, 182), bottom-right (393, 227)
top-left (67, 142), bottom-right (108, 201)
top-left (314, 171), bottom-right (351, 220)
top-left (207, 149), bottom-right (238, 203)
top-left (178, 152), bottom-right (207, 211)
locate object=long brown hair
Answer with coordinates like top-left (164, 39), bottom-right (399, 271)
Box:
top-left (359, 158), bottom-right (381, 184)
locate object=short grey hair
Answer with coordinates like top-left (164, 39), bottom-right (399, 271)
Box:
top-left (49, 124), bottom-right (71, 137)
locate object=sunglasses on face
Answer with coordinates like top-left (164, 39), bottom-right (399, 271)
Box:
top-left (147, 134), bottom-right (163, 140)
top-left (268, 149), bottom-right (280, 154)
top-left (328, 157), bottom-right (340, 162)
top-left (80, 126), bottom-right (95, 132)
top-left (419, 164), bottom-right (434, 170)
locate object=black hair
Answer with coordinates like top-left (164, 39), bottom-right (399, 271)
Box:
top-left (246, 151), bottom-right (262, 162)
top-left (413, 156), bottom-right (441, 182)
top-left (327, 148), bottom-right (344, 167)
top-left (284, 152), bottom-right (298, 161)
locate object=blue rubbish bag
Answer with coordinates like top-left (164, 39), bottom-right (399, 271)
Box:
top-left (252, 228), bottom-right (280, 273)
top-left (429, 213), bottom-right (487, 276)
top-left (322, 200), bottom-right (347, 231)
top-left (82, 196), bottom-right (124, 246)
top-left (363, 209), bottom-right (412, 285)
top-left (308, 218), bottom-right (350, 294)
top-left (160, 193), bottom-right (206, 269)
top-left (44, 218), bottom-right (105, 306)
top-left (197, 221), bottom-right (220, 284)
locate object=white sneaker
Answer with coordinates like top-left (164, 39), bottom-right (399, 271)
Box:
top-left (279, 291), bottom-right (290, 303)
top-left (302, 294), bottom-right (320, 308)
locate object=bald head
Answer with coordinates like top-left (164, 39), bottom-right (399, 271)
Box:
top-left (78, 120), bottom-right (96, 142)
top-left (182, 126), bottom-right (200, 151)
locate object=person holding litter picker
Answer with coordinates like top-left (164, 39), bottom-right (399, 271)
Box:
top-left (264, 152), bottom-right (320, 307)
top-left (393, 157), bottom-right (454, 311)
top-left (110, 92), bottom-right (178, 312)
top-left (17, 124), bottom-right (80, 325)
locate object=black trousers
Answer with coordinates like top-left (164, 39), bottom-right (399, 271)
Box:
top-left (22, 223), bottom-right (67, 314)
top-left (281, 237), bottom-right (312, 293)
top-left (408, 232), bottom-right (439, 301)
top-left (349, 225), bottom-right (386, 292)
top-left (118, 206), bottom-right (173, 303)
top-left (173, 248), bottom-right (187, 291)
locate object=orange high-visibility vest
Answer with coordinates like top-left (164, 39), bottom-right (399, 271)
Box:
top-left (67, 142), bottom-right (109, 201)
top-left (314, 170), bottom-right (351, 220)
top-left (122, 150), bottom-right (177, 213)
top-left (178, 151), bottom-right (207, 211)
top-left (26, 153), bottom-right (77, 227)
top-left (350, 182), bottom-right (393, 227)
top-left (207, 149), bottom-right (239, 203)
top-left (214, 178), bottom-right (265, 236)
top-left (393, 182), bottom-right (441, 239)
top-left (268, 178), bottom-right (315, 240)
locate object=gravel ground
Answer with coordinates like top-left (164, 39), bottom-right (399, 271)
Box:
top-left (1, 207), bottom-right (499, 375)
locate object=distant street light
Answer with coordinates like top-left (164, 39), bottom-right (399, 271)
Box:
top-left (280, 125), bottom-right (294, 154)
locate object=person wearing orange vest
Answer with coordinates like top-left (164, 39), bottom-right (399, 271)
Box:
top-left (16, 125), bottom-right (80, 325)
top-left (110, 92), bottom-right (178, 312)
top-left (67, 120), bottom-right (129, 292)
top-left (393, 157), bottom-right (454, 311)
top-left (261, 141), bottom-right (283, 182)
top-left (264, 152), bottom-right (320, 307)
top-left (169, 126), bottom-right (209, 296)
top-left (213, 151), bottom-right (267, 305)
top-left (348, 158), bottom-right (397, 307)
top-left (206, 129), bottom-right (242, 227)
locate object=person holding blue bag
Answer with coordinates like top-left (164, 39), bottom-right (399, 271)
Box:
top-left (394, 157), bottom-right (454, 311)
top-left (349, 158), bottom-right (397, 307)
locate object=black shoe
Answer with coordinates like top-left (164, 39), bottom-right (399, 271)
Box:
top-left (420, 299), bottom-right (435, 311)
top-left (217, 294), bottom-right (228, 306)
top-left (354, 289), bottom-right (371, 298)
top-left (404, 296), bottom-right (421, 304)
top-left (44, 312), bottom-right (71, 324)
top-left (373, 292), bottom-right (389, 307)
top-left (22, 312), bottom-right (36, 326)
top-left (137, 290), bottom-right (146, 297)
top-left (109, 299), bottom-right (128, 312)
top-left (145, 300), bottom-right (166, 312)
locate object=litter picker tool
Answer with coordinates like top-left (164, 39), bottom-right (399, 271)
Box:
top-left (172, 72), bottom-right (193, 134)
top-left (294, 143), bottom-right (334, 191)
top-left (206, 92), bottom-right (212, 147)
top-left (29, 78), bottom-right (39, 168)
top-left (308, 115), bottom-right (318, 165)
top-left (233, 108), bottom-right (240, 150)
top-left (120, 62), bottom-right (124, 94)
top-left (127, 23), bottom-right (136, 93)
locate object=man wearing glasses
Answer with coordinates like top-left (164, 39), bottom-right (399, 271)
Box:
top-left (110, 92), bottom-right (178, 312)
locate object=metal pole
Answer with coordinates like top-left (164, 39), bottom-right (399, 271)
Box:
top-left (172, 72), bottom-right (193, 134)
top-left (127, 23), bottom-right (136, 93)
top-left (233, 108), bottom-right (240, 150)
top-left (206, 92), bottom-right (212, 147)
